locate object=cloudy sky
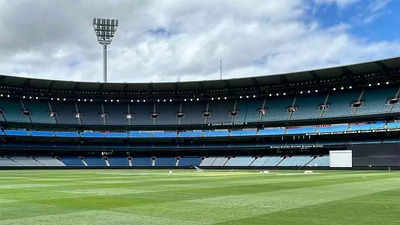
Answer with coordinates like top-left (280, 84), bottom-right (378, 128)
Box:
top-left (0, 0), bottom-right (399, 83)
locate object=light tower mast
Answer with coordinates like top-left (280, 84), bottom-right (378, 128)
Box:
top-left (93, 18), bottom-right (118, 83)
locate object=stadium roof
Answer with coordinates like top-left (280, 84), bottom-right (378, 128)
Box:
top-left (1, 57), bottom-right (400, 92)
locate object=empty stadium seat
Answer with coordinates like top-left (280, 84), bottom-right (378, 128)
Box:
top-left (61, 156), bottom-right (84, 166)
top-left (55, 131), bottom-right (79, 137)
top-left (308, 155), bottom-right (329, 167)
top-left (31, 131), bottom-right (55, 137)
top-left (350, 122), bottom-right (385, 131)
top-left (132, 157), bottom-right (152, 166)
top-left (0, 99), bottom-right (29, 123)
top-left (230, 129), bottom-right (257, 136)
top-left (129, 131), bottom-right (153, 138)
top-left (258, 128), bottom-right (285, 135)
top-left (178, 157), bottom-right (201, 166)
top-left (84, 156), bottom-right (106, 166)
top-left (107, 157), bottom-right (130, 166)
top-left (203, 130), bottom-right (229, 137)
top-left (104, 132), bottom-right (128, 138)
top-left (286, 127), bottom-right (316, 134)
top-left (317, 124), bottom-right (348, 133)
top-left (153, 131), bottom-right (177, 138)
top-left (156, 157), bottom-right (176, 166)
top-left (80, 131), bottom-right (104, 138)
top-left (178, 131), bottom-right (203, 137)
top-left (278, 156), bottom-right (312, 167)
top-left (24, 101), bottom-right (56, 124)
top-left (5, 129), bottom-right (29, 136)
top-left (225, 156), bottom-right (252, 166)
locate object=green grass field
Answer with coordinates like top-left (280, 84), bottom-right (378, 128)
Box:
top-left (1, 169), bottom-right (400, 225)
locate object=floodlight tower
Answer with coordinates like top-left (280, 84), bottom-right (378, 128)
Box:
top-left (93, 18), bottom-right (118, 83)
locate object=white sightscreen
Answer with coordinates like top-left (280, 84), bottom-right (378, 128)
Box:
top-left (329, 150), bottom-right (352, 168)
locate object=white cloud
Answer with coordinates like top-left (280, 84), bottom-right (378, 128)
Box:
top-left (0, 0), bottom-right (398, 83)
top-left (313, 0), bottom-right (361, 7)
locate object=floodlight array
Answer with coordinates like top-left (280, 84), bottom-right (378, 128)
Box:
top-left (93, 18), bottom-right (118, 45)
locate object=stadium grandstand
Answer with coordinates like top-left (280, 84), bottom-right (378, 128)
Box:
top-left (1, 57), bottom-right (400, 169)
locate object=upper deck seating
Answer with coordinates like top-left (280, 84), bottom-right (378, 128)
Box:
top-left (263, 97), bottom-right (293, 121)
top-left (24, 101), bottom-right (55, 124)
top-left (131, 103), bottom-right (154, 125)
top-left (78, 103), bottom-right (103, 125)
top-left (103, 103), bottom-right (128, 125)
top-left (52, 102), bottom-right (78, 125)
top-left (323, 91), bottom-right (361, 118)
top-left (291, 95), bottom-right (326, 120)
top-left (0, 99), bottom-right (29, 123)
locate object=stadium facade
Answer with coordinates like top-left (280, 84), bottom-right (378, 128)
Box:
top-left (1, 57), bottom-right (400, 169)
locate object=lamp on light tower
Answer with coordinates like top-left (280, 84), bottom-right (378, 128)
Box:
top-left (93, 18), bottom-right (118, 83)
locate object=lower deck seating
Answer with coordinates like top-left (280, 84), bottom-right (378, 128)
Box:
top-left (278, 156), bottom-right (312, 167)
top-left (211, 157), bottom-right (227, 166)
top-left (308, 156), bottom-right (330, 167)
top-left (0, 156), bottom-right (18, 166)
top-left (84, 157), bottom-right (106, 166)
top-left (35, 156), bottom-right (65, 166)
top-left (251, 156), bottom-right (282, 166)
top-left (132, 157), bottom-right (152, 166)
top-left (107, 157), bottom-right (129, 166)
top-left (61, 156), bottom-right (84, 166)
top-left (225, 156), bottom-right (252, 166)
top-left (199, 157), bottom-right (213, 166)
top-left (11, 156), bottom-right (42, 166)
top-left (156, 157), bottom-right (176, 166)
top-left (178, 157), bottom-right (201, 166)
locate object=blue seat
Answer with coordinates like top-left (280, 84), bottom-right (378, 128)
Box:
top-left (61, 157), bottom-right (84, 166)
top-left (258, 128), bottom-right (285, 135)
top-left (108, 157), bottom-right (129, 166)
top-left (156, 157), bottom-right (176, 166)
top-left (105, 132), bottom-right (128, 138)
top-left (80, 131), bottom-right (104, 138)
top-left (5, 129), bottom-right (29, 136)
top-left (350, 122), bottom-right (385, 131)
top-left (153, 132), bottom-right (177, 138)
top-left (317, 124), bottom-right (348, 133)
top-left (286, 127), bottom-right (315, 134)
top-left (31, 131), bottom-right (54, 137)
top-left (85, 156), bottom-right (106, 166)
top-left (178, 131), bottom-right (203, 137)
top-left (204, 130), bottom-right (229, 137)
top-left (129, 131), bottom-right (153, 138)
top-left (230, 129), bottom-right (257, 136)
top-left (387, 122), bottom-right (400, 129)
top-left (132, 157), bottom-right (152, 166)
top-left (55, 131), bottom-right (79, 137)
top-left (179, 157), bottom-right (201, 166)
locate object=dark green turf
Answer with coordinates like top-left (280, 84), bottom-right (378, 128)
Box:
top-left (0, 170), bottom-right (399, 224)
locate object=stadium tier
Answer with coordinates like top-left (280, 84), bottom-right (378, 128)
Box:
top-left (1, 57), bottom-right (400, 168)
top-left (0, 87), bottom-right (399, 126)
